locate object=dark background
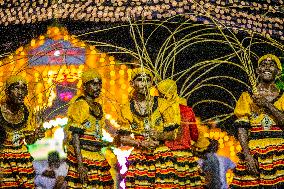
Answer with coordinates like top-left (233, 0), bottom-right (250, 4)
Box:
top-left (0, 18), bottom-right (283, 136)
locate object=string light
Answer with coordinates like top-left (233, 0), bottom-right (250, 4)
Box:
top-left (0, 1), bottom-right (281, 40)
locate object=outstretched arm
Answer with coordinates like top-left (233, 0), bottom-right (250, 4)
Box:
top-left (150, 129), bottom-right (176, 141)
top-left (25, 127), bottom-right (45, 145)
top-left (120, 135), bottom-right (140, 147)
top-left (73, 133), bottom-right (87, 183)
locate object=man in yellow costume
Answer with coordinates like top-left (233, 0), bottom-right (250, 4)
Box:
top-left (64, 69), bottom-right (114, 189)
top-left (231, 54), bottom-right (284, 188)
top-left (116, 67), bottom-right (180, 189)
top-left (157, 79), bottom-right (204, 189)
top-left (0, 75), bottom-right (45, 188)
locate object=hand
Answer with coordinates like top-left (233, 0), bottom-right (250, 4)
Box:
top-left (42, 170), bottom-right (56, 178)
top-left (78, 164), bottom-right (88, 183)
top-left (104, 119), bottom-right (118, 135)
top-left (141, 139), bottom-right (159, 149)
top-left (34, 127), bottom-right (45, 140)
top-left (149, 130), bottom-right (161, 141)
top-left (252, 94), bottom-right (270, 108)
top-left (244, 154), bottom-right (259, 175)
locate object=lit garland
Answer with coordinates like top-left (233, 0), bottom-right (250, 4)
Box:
top-left (0, 0), bottom-right (283, 39)
top-left (0, 26), bottom-right (132, 120)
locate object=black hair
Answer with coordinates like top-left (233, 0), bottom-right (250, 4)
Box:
top-left (84, 78), bottom-right (102, 85)
top-left (207, 139), bottom-right (219, 153)
top-left (48, 151), bottom-right (60, 162)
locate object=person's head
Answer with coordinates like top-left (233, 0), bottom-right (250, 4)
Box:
top-left (130, 68), bottom-right (153, 96)
top-left (5, 75), bottom-right (28, 105)
top-left (256, 54), bottom-right (281, 83)
top-left (207, 139), bottom-right (219, 153)
top-left (192, 137), bottom-right (211, 158)
top-left (157, 79), bottom-right (178, 100)
top-left (48, 151), bottom-right (60, 169)
top-left (81, 69), bottom-right (102, 99)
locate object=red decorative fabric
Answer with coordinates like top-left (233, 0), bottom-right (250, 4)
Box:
top-left (165, 104), bottom-right (199, 150)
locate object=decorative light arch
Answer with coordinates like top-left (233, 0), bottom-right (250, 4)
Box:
top-left (0, 26), bottom-right (132, 122)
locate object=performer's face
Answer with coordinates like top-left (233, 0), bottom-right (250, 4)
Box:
top-left (257, 58), bottom-right (280, 82)
top-left (7, 81), bottom-right (28, 105)
top-left (132, 74), bottom-right (152, 95)
top-left (84, 78), bottom-right (102, 99)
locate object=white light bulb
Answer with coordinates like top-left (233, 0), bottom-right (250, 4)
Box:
top-left (54, 50), bottom-right (60, 56)
top-left (43, 122), bottom-right (50, 129)
top-left (54, 128), bottom-right (65, 141)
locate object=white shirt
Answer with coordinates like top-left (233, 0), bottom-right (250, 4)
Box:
top-left (33, 160), bottom-right (68, 189)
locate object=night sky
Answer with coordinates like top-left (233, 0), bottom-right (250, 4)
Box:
top-left (0, 18), bottom-right (283, 136)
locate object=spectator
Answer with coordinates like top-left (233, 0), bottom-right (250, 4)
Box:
top-left (34, 151), bottom-right (68, 189)
top-left (198, 139), bottom-right (236, 189)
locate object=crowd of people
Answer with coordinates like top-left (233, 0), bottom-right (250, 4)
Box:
top-left (0, 54), bottom-right (284, 189)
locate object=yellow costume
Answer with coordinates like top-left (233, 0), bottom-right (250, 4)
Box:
top-left (158, 79), bottom-right (204, 189)
top-left (65, 97), bottom-right (114, 189)
top-left (119, 96), bottom-right (181, 189)
top-left (64, 70), bottom-right (113, 189)
top-left (117, 67), bottom-right (182, 188)
top-left (231, 91), bottom-right (284, 188)
top-left (0, 75), bottom-right (35, 188)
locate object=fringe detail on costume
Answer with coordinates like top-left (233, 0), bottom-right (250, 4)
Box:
top-left (172, 151), bottom-right (204, 188)
top-left (250, 126), bottom-right (284, 140)
top-left (125, 146), bottom-right (176, 189)
top-left (232, 127), bottom-right (284, 188)
top-left (0, 142), bottom-right (34, 188)
top-left (125, 146), bottom-right (204, 189)
top-left (65, 151), bottom-right (114, 188)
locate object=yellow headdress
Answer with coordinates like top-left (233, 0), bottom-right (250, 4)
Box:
top-left (157, 79), bottom-right (177, 97)
top-left (81, 69), bottom-right (102, 84)
top-left (258, 54), bottom-right (282, 71)
top-left (5, 75), bottom-right (27, 88)
top-left (131, 67), bottom-right (153, 80)
top-left (157, 79), bottom-right (187, 104)
top-left (193, 137), bottom-right (211, 152)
